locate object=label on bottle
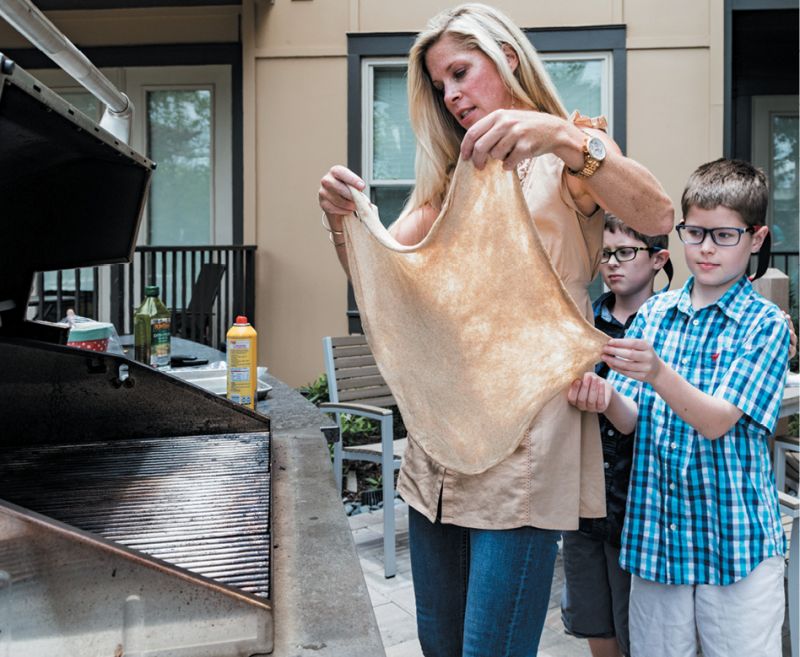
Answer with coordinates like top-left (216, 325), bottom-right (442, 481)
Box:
top-left (228, 338), bottom-right (253, 406)
top-left (150, 317), bottom-right (171, 368)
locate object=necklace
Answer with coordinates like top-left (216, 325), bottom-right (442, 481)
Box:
top-left (516, 158), bottom-right (532, 186)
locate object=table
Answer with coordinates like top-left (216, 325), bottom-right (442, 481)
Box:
top-left (781, 384), bottom-right (799, 420)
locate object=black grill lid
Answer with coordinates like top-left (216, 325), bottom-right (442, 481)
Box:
top-left (0, 53), bottom-right (154, 332)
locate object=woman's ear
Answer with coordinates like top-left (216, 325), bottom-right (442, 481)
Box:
top-left (500, 43), bottom-right (519, 74)
top-left (751, 225), bottom-right (769, 253)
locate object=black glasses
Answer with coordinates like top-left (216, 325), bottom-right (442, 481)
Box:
top-left (600, 246), bottom-right (655, 263)
top-left (676, 224), bottom-right (755, 247)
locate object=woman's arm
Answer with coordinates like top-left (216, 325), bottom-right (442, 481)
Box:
top-left (318, 165), bottom-right (436, 278)
top-left (318, 165), bottom-right (365, 278)
top-left (459, 110), bottom-right (674, 236)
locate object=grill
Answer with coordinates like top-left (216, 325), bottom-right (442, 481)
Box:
top-left (0, 53), bottom-right (274, 657)
top-left (1, 434), bottom-right (272, 598)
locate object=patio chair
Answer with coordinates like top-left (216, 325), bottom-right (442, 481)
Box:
top-left (775, 435), bottom-right (799, 657)
top-left (172, 262), bottom-right (226, 346)
top-left (319, 335), bottom-right (406, 578)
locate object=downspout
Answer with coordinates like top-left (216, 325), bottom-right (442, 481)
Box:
top-left (0, 0), bottom-right (134, 143)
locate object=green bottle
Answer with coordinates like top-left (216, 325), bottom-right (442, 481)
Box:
top-left (134, 285), bottom-right (171, 368)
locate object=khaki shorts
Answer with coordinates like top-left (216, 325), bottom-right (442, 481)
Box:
top-left (628, 556), bottom-right (785, 657)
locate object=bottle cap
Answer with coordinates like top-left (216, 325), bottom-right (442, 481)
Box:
top-left (145, 285), bottom-right (160, 297)
top-left (235, 315), bottom-right (249, 325)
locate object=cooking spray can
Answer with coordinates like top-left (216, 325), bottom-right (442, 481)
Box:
top-left (226, 315), bottom-right (257, 409)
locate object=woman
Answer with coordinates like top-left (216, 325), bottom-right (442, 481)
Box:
top-left (319, 4), bottom-right (673, 655)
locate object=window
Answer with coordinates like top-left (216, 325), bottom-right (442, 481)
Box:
top-left (363, 59), bottom-right (416, 227)
top-left (541, 52), bottom-right (613, 137)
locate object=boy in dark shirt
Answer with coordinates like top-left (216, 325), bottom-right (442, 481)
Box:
top-left (561, 214), bottom-right (670, 657)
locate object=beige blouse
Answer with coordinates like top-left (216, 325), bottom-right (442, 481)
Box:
top-left (396, 152), bottom-right (607, 530)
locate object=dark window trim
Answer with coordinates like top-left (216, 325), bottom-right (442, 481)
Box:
top-left (345, 26), bottom-right (627, 332)
top-left (3, 43), bottom-right (245, 244)
top-left (723, 0), bottom-right (800, 156)
top-left (36, 1), bottom-right (240, 9)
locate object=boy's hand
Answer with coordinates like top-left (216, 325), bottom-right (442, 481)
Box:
top-left (567, 372), bottom-right (612, 413)
top-left (602, 338), bottom-right (664, 383)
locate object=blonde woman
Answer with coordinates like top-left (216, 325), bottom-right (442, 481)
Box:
top-left (318, 4), bottom-right (673, 655)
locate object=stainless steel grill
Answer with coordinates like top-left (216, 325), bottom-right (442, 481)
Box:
top-left (0, 433), bottom-right (271, 599)
top-left (0, 53), bottom-right (275, 657)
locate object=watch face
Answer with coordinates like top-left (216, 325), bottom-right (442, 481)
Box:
top-left (587, 136), bottom-right (606, 160)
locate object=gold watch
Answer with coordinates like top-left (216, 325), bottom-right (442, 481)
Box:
top-left (567, 132), bottom-right (607, 178)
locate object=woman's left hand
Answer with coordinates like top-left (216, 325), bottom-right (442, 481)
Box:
top-left (460, 109), bottom-right (562, 170)
top-left (784, 311), bottom-right (797, 360)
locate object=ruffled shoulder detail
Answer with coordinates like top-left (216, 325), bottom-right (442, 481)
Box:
top-left (568, 110), bottom-right (608, 132)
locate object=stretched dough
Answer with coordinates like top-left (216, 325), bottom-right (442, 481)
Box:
top-left (344, 157), bottom-right (608, 475)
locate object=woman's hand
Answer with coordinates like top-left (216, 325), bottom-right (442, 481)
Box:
top-left (318, 165), bottom-right (366, 219)
top-left (460, 109), bottom-right (565, 170)
top-left (784, 312), bottom-right (797, 360)
top-left (602, 338), bottom-right (663, 384)
top-left (567, 372), bottom-right (612, 413)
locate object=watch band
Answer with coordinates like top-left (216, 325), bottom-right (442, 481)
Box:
top-left (567, 133), bottom-right (604, 178)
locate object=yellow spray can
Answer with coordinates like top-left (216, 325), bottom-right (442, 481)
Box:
top-left (226, 315), bottom-right (258, 409)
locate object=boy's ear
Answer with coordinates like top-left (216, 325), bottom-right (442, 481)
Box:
top-left (751, 225), bottom-right (769, 253)
top-left (652, 249), bottom-right (670, 272)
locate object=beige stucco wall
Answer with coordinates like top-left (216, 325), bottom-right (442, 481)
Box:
top-left (3, 0), bottom-right (726, 386)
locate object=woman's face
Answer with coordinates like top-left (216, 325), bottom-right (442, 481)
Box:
top-left (424, 34), bottom-right (516, 130)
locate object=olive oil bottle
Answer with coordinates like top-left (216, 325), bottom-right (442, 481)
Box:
top-left (133, 285), bottom-right (171, 368)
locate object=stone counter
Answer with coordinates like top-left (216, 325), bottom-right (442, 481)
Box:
top-left (170, 338), bottom-right (385, 657)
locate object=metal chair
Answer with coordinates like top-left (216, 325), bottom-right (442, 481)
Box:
top-left (320, 335), bottom-right (406, 578)
top-left (775, 435), bottom-right (799, 657)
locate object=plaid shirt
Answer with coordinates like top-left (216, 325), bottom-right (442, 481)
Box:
top-left (609, 275), bottom-right (789, 585)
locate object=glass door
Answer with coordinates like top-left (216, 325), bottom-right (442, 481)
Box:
top-left (752, 95), bottom-right (799, 312)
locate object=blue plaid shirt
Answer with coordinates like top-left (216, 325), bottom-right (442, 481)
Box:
top-left (609, 275), bottom-right (789, 585)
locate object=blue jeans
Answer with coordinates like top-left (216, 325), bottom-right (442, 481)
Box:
top-left (409, 506), bottom-right (560, 657)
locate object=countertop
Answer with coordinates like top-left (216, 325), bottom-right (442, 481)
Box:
top-left (168, 338), bottom-right (385, 657)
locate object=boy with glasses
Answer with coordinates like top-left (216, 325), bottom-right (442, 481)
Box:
top-left (568, 158), bottom-right (789, 657)
top-left (561, 214), bottom-right (670, 657)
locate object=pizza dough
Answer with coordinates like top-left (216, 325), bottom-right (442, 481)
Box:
top-left (343, 157), bottom-right (608, 475)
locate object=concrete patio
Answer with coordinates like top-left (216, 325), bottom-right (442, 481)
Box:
top-left (350, 500), bottom-right (795, 657)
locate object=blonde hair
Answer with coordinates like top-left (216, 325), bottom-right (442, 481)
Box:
top-left (404, 3), bottom-right (567, 214)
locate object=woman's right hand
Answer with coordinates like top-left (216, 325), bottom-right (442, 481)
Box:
top-left (318, 165), bottom-right (366, 219)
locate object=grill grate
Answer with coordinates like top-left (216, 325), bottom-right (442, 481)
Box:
top-left (0, 432), bottom-right (271, 598)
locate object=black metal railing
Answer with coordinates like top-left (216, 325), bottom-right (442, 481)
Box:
top-left (30, 244), bottom-right (257, 350)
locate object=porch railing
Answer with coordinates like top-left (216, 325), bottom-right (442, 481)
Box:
top-left (30, 244), bottom-right (257, 351)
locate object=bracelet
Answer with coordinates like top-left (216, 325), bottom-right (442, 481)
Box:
top-left (329, 232), bottom-right (346, 247)
top-left (321, 213), bottom-right (344, 237)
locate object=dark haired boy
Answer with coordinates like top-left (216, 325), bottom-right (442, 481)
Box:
top-left (561, 214), bottom-right (670, 657)
top-left (569, 158), bottom-right (790, 657)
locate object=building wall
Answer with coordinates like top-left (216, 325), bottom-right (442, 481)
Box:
top-left (0, 0), bottom-right (726, 386)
